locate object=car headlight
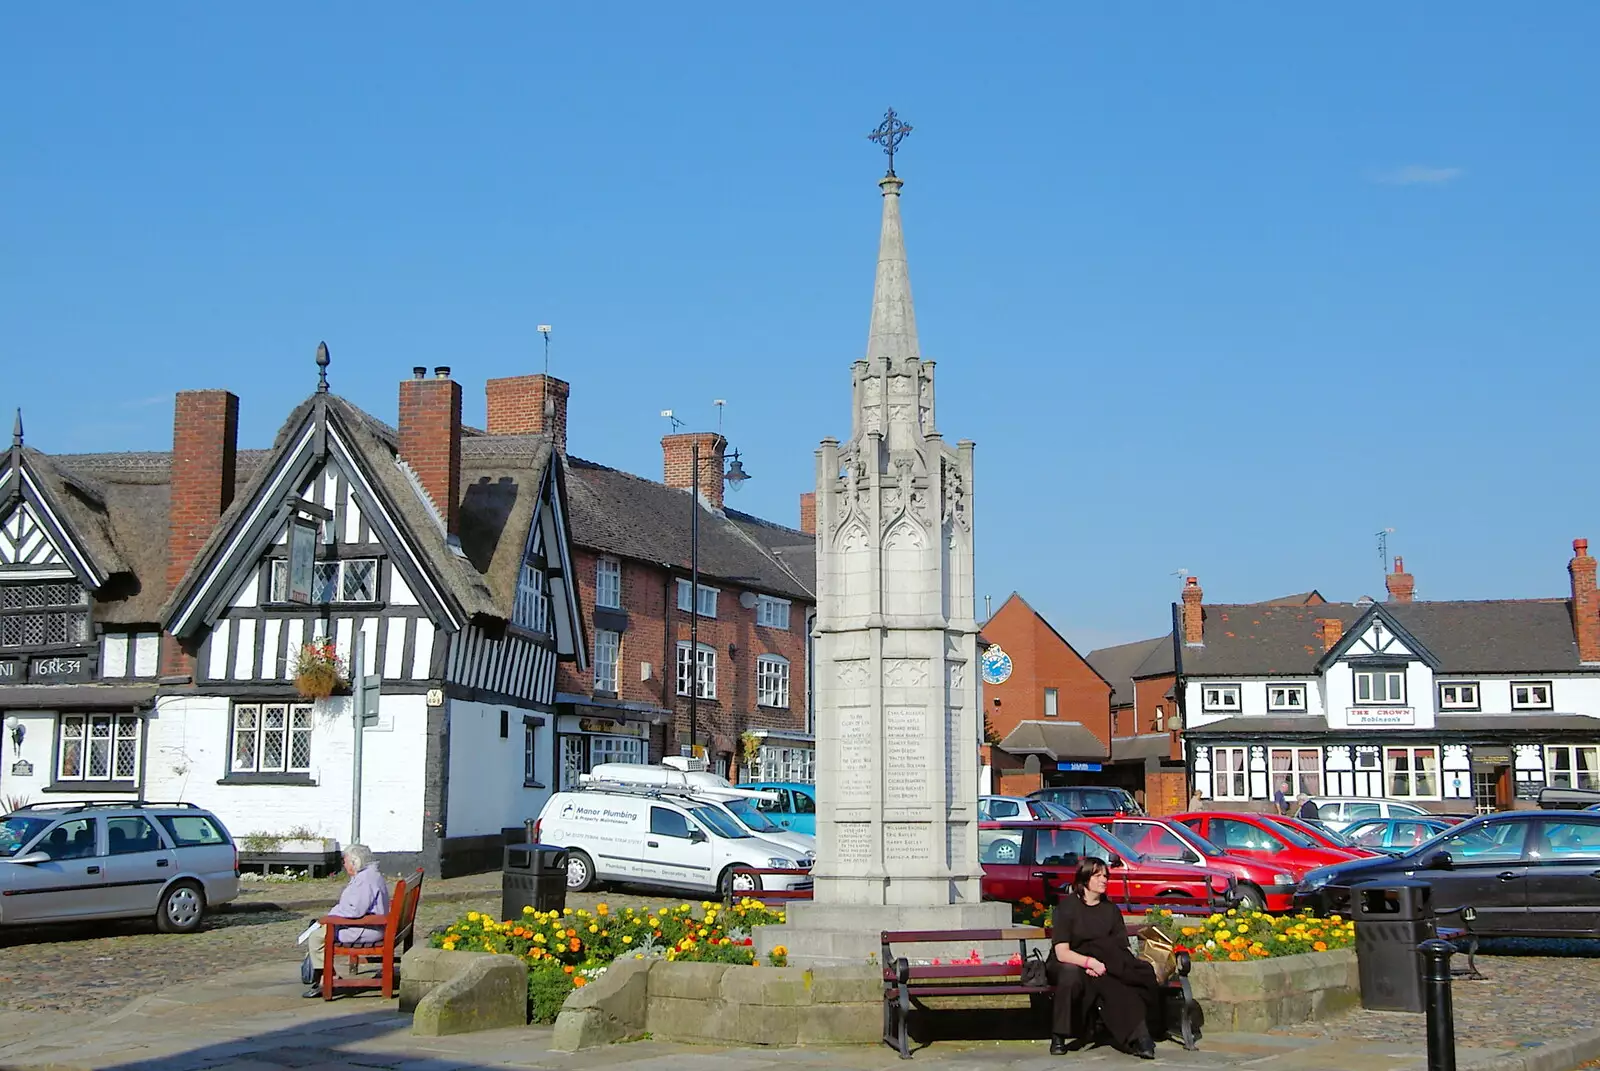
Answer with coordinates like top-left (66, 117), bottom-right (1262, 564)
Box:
top-left (1274, 874), bottom-right (1294, 886)
top-left (768, 857), bottom-right (796, 869)
top-left (1299, 868), bottom-right (1333, 892)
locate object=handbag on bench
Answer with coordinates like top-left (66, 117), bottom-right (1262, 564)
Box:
top-left (1020, 948), bottom-right (1049, 987)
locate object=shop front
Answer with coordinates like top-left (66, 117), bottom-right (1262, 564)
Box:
top-left (553, 697), bottom-right (670, 790)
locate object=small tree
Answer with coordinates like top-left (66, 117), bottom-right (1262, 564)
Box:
top-left (983, 713), bottom-right (1002, 746)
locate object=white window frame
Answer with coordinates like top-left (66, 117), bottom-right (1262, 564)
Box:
top-left (756, 595), bottom-right (791, 630)
top-left (523, 720), bottom-right (542, 786)
top-left (676, 580), bottom-right (719, 618)
top-left (592, 629), bottom-right (621, 694)
top-left (1043, 687), bottom-right (1059, 717)
top-left (595, 557), bottom-right (622, 610)
top-left (1438, 682), bottom-right (1479, 710)
top-left (1266, 683), bottom-right (1307, 712)
top-left (1211, 746), bottom-right (1249, 800)
top-left (675, 642), bottom-right (716, 699)
top-left (590, 734), bottom-right (645, 768)
top-left (757, 655), bottom-right (790, 708)
top-left (513, 562), bottom-right (550, 633)
top-left (1545, 746), bottom-right (1600, 791)
top-left (1512, 681), bottom-right (1554, 711)
top-left (1269, 746), bottom-right (1323, 797)
top-left (56, 714), bottom-right (141, 783)
top-left (1384, 745), bottom-right (1440, 800)
top-left (743, 744), bottom-right (815, 783)
top-left (230, 702), bottom-right (314, 774)
top-left (271, 558), bottom-right (379, 604)
top-left (1201, 685), bottom-right (1241, 713)
top-left (1355, 668), bottom-right (1407, 705)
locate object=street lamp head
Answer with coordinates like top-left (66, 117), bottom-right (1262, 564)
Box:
top-left (724, 451), bottom-right (751, 488)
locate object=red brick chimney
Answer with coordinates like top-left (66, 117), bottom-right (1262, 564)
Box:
top-left (1571, 538), bottom-right (1599, 664)
top-left (799, 492), bottom-right (816, 536)
top-left (1386, 556), bottom-right (1415, 603)
top-left (399, 367), bottom-right (463, 537)
top-left (485, 373), bottom-right (569, 453)
top-left (1316, 617), bottom-right (1345, 652)
top-left (662, 433), bottom-right (726, 511)
top-left (1181, 576), bottom-right (1204, 646)
top-left (163, 390), bottom-right (239, 676)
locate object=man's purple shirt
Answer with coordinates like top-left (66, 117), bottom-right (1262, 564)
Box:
top-left (328, 865), bottom-right (390, 944)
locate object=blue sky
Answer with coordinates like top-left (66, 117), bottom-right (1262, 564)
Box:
top-left (3, 5), bottom-right (1596, 650)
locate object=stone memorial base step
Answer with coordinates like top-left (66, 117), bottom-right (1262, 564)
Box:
top-left (759, 901), bottom-right (1014, 967)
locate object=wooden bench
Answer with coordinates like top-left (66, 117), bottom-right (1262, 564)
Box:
top-left (880, 922), bottom-right (1200, 1059)
top-left (319, 868), bottom-right (424, 1000)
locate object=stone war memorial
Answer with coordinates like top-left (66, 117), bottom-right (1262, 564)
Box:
top-left (766, 112), bottom-right (1011, 965)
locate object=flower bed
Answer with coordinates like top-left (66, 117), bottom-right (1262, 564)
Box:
top-left (1012, 899), bottom-right (1353, 962)
top-left (1144, 907), bottom-right (1355, 962)
top-left (430, 899), bottom-right (788, 1022)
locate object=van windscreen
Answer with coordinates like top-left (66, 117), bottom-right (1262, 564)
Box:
top-left (690, 805), bottom-right (750, 839)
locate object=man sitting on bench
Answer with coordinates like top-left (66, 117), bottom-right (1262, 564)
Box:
top-left (300, 843), bottom-right (389, 996)
top-left (1047, 856), bottom-right (1160, 1059)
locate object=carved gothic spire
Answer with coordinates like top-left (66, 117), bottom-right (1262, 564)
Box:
top-left (865, 175), bottom-right (920, 370)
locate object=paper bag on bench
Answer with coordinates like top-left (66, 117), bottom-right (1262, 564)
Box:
top-left (1136, 926), bottom-right (1179, 984)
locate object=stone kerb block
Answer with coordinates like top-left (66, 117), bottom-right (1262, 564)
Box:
top-left (412, 955), bottom-right (529, 1037)
top-left (398, 947), bottom-right (495, 1013)
top-left (550, 958), bottom-right (652, 1052)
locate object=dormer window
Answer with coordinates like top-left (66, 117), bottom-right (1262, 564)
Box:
top-left (1201, 685), bottom-right (1241, 712)
top-left (1438, 682), bottom-right (1479, 710)
top-left (269, 559), bottom-right (379, 604)
top-left (1354, 668), bottom-right (1406, 705)
top-left (0, 581), bottom-right (89, 649)
top-left (514, 563), bottom-right (550, 633)
top-left (1512, 681), bottom-right (1554, 710)
top-left (1267, 684), bottom-right (1307, 712)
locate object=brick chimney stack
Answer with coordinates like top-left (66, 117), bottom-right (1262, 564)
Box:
top-left (163, 390), bottom-right (239, 676)
top-left (485, 373), bottom-right (570, 453)
top-left (662, 433), bottom-right (727, 511)
top-left (1316, 617), bottom-right (1346, 652)
top-left (1386, 556), bottom-right (1416, 603)
top-left (1181, 576), bottom-right (1204, 646)
top-left (399, 367), bottom-right (463, 537)
top-left (1572, 538), bottom-right (1599, 664)
top-left (799, 492), bottom-right (816, 536)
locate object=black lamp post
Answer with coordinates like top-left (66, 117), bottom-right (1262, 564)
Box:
top-left (687, 441), bottom-right (750, 764)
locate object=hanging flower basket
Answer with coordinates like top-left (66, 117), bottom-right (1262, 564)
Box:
top-left (293, 640), bottom-right (347, 700)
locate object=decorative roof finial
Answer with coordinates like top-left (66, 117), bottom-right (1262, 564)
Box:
top-left (315, 341), bottom-right (331, 393)
top-left (868, 108), bottom-right (913, 178)
top-left (11, 409), bottom-right (21, 448)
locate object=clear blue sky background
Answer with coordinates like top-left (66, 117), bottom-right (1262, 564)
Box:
top-left (3, 5), bottom-right (1596, 651)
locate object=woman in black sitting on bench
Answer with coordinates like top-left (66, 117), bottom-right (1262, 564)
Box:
top-left (1046, 856), bottom-right (1160, 1059)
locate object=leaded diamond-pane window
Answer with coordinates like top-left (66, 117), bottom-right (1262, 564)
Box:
top-left (230, 703), bottom-right (314, 774)
top-left (56, 714), bottom-right (141, 784)
top-left (0, 581), bottom-right (89, 650)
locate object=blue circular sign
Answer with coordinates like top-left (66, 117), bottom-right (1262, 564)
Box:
top-left (981, 644), bottom-right (1013, 685)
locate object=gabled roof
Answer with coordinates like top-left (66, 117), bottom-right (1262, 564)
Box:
top-left (989, 592), bottom-right (1113, 692)
top-left (562, 456), bottom-right (814, 602)
top-left (997, 720), bottom-right (1109, 761)
top-left (1086, 636), bottom-right (1169, 708)
top-left (1180, 598), bottom-right (1593, 677)
top-left (1315, 602), bottom-right (1440, 670)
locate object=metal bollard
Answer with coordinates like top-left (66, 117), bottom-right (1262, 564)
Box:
top-left (1417, 938), bottom-right (1456, 1071)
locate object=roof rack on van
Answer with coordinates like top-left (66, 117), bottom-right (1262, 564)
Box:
top-left (576, 779), bottom-right (779, 805)
top-left (578, 764), bottom-right (779, 802)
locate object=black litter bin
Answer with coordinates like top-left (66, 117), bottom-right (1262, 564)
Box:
top-left (503, 844), bottom-right (569, 920)
top-left (1353, 879), bottom-right (1436, 1012)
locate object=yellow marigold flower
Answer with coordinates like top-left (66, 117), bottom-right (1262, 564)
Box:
top-left (622, 935), bottom-right (632, 944)
top-left (1159, 909), bottom-right (1172, 917)
top-left (773, 945), bottom-right (788, 956)
top-left (589, 924), bottom-right (599, 934)
top-left (563, 908), bottom-right (573, 915)
top-left (597, 904), bottom-right (610, 916)
top-left (648, 917), bottom-right (659, 927)
top-left (1226, 909), bottom-right (1237, 917)
top-left (523, 906), bottom-right (534, 915)
top-left (1208, 914), bottom-right (1223, 924)
top-left (466, 911), bottom-right (480, 922)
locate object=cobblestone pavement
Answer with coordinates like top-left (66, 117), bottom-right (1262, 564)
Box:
top-left (0, 872), bottom-right (702, 1014)
top-left (1271, 939), bottom-right (1600, 1050)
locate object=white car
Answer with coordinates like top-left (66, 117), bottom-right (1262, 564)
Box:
top-left (705, 795), bottom-right (816, 862)
top-left (1297, 797), bottom-right (1431, 832)
top-left (533, 787), bottom-right (813, 898)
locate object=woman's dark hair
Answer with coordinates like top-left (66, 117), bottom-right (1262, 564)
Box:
top-left (1070, 855), bottom-right (1109, 896)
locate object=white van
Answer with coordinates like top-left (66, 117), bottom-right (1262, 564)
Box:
top-left (583, 761), bottom-right (816, 861)
top-left (534, 786), bottom-right (813, 897)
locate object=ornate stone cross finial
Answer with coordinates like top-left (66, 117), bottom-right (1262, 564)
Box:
top-left (315, 341), bottom-right (331, 393)
top-left (868, 108), bottom-right (913, 177)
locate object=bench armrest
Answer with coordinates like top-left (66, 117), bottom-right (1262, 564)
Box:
top-left (320, 913), bottom-right (389, 928)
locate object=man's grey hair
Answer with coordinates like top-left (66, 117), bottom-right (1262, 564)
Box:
top-left (344, 843), bottom-right (376, 871)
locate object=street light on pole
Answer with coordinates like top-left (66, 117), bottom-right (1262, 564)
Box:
top-left (687, 437), bottom-right (750, 765)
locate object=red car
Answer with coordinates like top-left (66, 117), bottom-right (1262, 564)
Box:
top-left (1172, 812), bottom-right (1363, 877)
top-left (1088, 816), bottom-right (1300, 913)
top-left (1264, 815), bottom-right (1382, 858)
top-left (978, 820), bottom-right (1234, 910)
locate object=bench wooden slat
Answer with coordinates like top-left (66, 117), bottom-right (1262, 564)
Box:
top-left (901, 984), bottom-right (1041, 997)
top-left (882, 927), bottom-right (1043, 943)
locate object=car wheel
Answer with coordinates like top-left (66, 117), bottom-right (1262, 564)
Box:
top-left (993, 841), bottom-right (1020, 863)
top-left (719, 866), bottom-right (760, 899)
top-left (156, 881), bottom-right (205, 934)
top-left (566, 850), bottom-right (596, 892)
top-left (1234, 884), bottom-right (1266, 912)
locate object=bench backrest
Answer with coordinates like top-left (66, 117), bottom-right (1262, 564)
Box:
top-left (390, 869), bottom-right (423, 947)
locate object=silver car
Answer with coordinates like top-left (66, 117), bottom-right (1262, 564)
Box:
top-left (0, 801), bottom-right (240, 932)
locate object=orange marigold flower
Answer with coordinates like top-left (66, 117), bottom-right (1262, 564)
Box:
top-left (569, 938), bottom-right (581, 952)
top-left (573, 976), bottom-right (588, 987)
top-left (1313, 941), bottom-right (1327, 952)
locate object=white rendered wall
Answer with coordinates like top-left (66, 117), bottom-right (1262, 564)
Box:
top-left (444, 699), bottom-right (555, 839)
